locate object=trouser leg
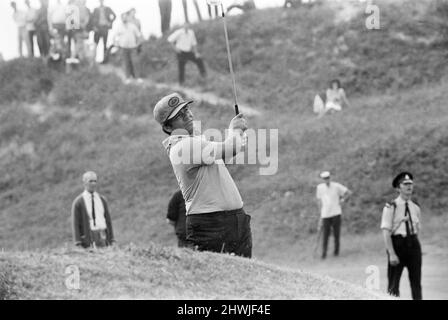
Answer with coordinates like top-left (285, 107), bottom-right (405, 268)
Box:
top-left (18, 28), bottom-right (24, 57)
top-left (407, 237), bottom-right (422, 300)
top-left (193, 55), bottom-right (207, 77)
top-left (28, 31), bottom-right (35, 57)
top-left (122, 48), bottom-right (135, 78)
top-left (321, 217), bottom-right (331, 258)
top-left (333, 215), bottom-right (341, 256)
top-left (177, 52), bottom-right (187, 84)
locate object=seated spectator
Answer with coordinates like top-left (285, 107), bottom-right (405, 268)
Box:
top-left (324, 79), bottom-right (351, 113)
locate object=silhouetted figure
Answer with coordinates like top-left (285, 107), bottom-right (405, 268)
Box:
top-left (35, 0), bottom-right (51, 58)
top-left (167, 190), bottom-right (188, 248)
top-left (92, 0), bottom-right (116, 63)
top-left (159, 0), bottom-right (172, 35)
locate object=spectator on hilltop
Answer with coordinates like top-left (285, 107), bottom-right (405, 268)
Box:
top-left (35, 0), bottom-right (51, 58)
top-left (10, 1), bottom-right (28, 58)
top-left (68, 0), bottom-right (91, 62)
top-left (167, 23), bottom-right (207, 86)
top-left (127, 8), bottom-right (141, 32)
top-left (92, 0), bottom-right (116, 63)
top-left (166, 190), bottom-right (188, 248)
top-left (114, 12), bottom-right (143, 82)
top-left (24, 0), bottom-right (38, 57)
top-left (48, 0), bottom-right (68, 56)
top-left (71, 171), bottom-right (115, 249)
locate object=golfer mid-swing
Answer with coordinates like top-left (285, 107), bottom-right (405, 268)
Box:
top-left (154, 93), bottom-right (252, 258)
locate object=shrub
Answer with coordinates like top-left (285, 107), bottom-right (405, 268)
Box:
top-left (0, 58), bottom-right (55, 103)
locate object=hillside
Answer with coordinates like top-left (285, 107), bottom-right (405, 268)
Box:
top-left (0, 244), bottom-right (387, 300)
top-left (0, 0), bottom-right (447, 260)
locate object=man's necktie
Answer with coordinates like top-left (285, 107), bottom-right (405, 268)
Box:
top-left (91, 193), bottom-right (96, 227)
top-left (404, 202), bottom-right (414, 235)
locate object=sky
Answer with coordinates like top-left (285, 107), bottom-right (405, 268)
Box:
top-left (0, 0), bottom-right (286, 60)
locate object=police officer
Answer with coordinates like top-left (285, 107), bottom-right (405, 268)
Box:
top-left (381, 172), bottom-right (422, 300)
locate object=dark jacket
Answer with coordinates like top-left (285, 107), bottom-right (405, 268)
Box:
top-left (91, 6), bottom-right (116, 30)
top-left (71, 193), bottom-right (115, 248)
top-left (35, 7), bottom-right (49, 31)
top-left (167, 190), bottom-right (186, 240)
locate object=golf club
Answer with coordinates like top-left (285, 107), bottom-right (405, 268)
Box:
top-left (207, 0), bottom-right (240, 115)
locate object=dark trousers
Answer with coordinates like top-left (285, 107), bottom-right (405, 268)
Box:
top-left (387, 235), bottom-right (422, 300)
top-left (322, 215), bottom-right (341, 258)
top-left (94, 27), bottom-right (109, 60)
top-left (177, 51), bottom-right (206, 84)
top-left (177, 237), bottom-right (189, 248)
top-left (122, 48), bottom-right (136, 79)
top-left (159, 0), bottom-right (172, 34)
top-left (186, 208), bottom-right (252, 258)
top-left (28, 31), bottom-right (36, 57)
top-left (36, 29), bottom-right (50, 57)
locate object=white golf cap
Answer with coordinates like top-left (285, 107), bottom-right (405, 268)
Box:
top-left (320, 171), bottom-right (331, 179)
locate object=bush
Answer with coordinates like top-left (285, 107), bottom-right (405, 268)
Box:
top-left (0, 58), bottom-right (55, 103)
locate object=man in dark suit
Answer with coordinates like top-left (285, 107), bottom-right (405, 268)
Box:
top-left (71, 171), bottom-right (115, 248)
top-left (91, 0), bottom-right (116, 63)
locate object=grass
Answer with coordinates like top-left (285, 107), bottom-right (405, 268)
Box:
top-left (0, 244), bottom-right (388, 300)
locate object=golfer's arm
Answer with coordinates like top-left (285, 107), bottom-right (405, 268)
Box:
top-left (382, 229), bottom-right (396, 256)
top-left (213, 130), bottom-right (243, 161)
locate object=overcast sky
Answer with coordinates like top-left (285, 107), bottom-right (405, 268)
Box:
top-left (0, 0), bottom-right (285, 60)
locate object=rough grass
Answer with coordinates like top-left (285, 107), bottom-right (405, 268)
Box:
top-left (0, 244), bottom-right (388, 300)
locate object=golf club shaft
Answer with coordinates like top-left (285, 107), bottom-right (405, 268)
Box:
top-left (221, 4), bottom-right (239, 115)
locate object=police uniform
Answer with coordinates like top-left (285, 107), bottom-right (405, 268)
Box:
top-left (381, 172), bottom-right (422, 300)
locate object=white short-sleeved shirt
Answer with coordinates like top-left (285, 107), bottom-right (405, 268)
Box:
top-left (381, 196), bottom-right (421, 236)
top-left (163, 135), bottom-right (243, 215)
top-left (316, 182), bottom-right (348, 218)
top-left (167, 28), bottom-right (197, 53)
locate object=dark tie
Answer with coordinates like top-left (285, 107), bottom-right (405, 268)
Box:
top-left (404, 202), bottom-right (414, 235)
top-left (91, 193), bottom-right (96, 227)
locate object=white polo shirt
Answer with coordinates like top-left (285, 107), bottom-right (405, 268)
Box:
top-left (167, 28), bottom-right (197, 53)
top-left (163, 134), bottom-right (243, 215)
top-left (316, 182), bottom-right (348, 218)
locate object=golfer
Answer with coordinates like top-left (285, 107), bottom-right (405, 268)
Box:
top-left (381, 172), bottom-right (422, 300)
top-left (154, 93), bottom-right (252, 258)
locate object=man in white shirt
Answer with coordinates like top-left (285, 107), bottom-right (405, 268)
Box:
top-left (114, 12), bottom-right (143, 80)
top-left (10, 1), bottom-right (28, 57)
top-left (24, 0), bottom-right (37, 57)
top-left (381, 171), bottom-right (422, 300)
top-left (71, 171), bottom-right (115, 248)
top-left (167, 24), bottom-right (207, 85)
top-left (154, 93), bottom-right (252, 257)
top-left (316, 171), bottom-right (352, 259)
